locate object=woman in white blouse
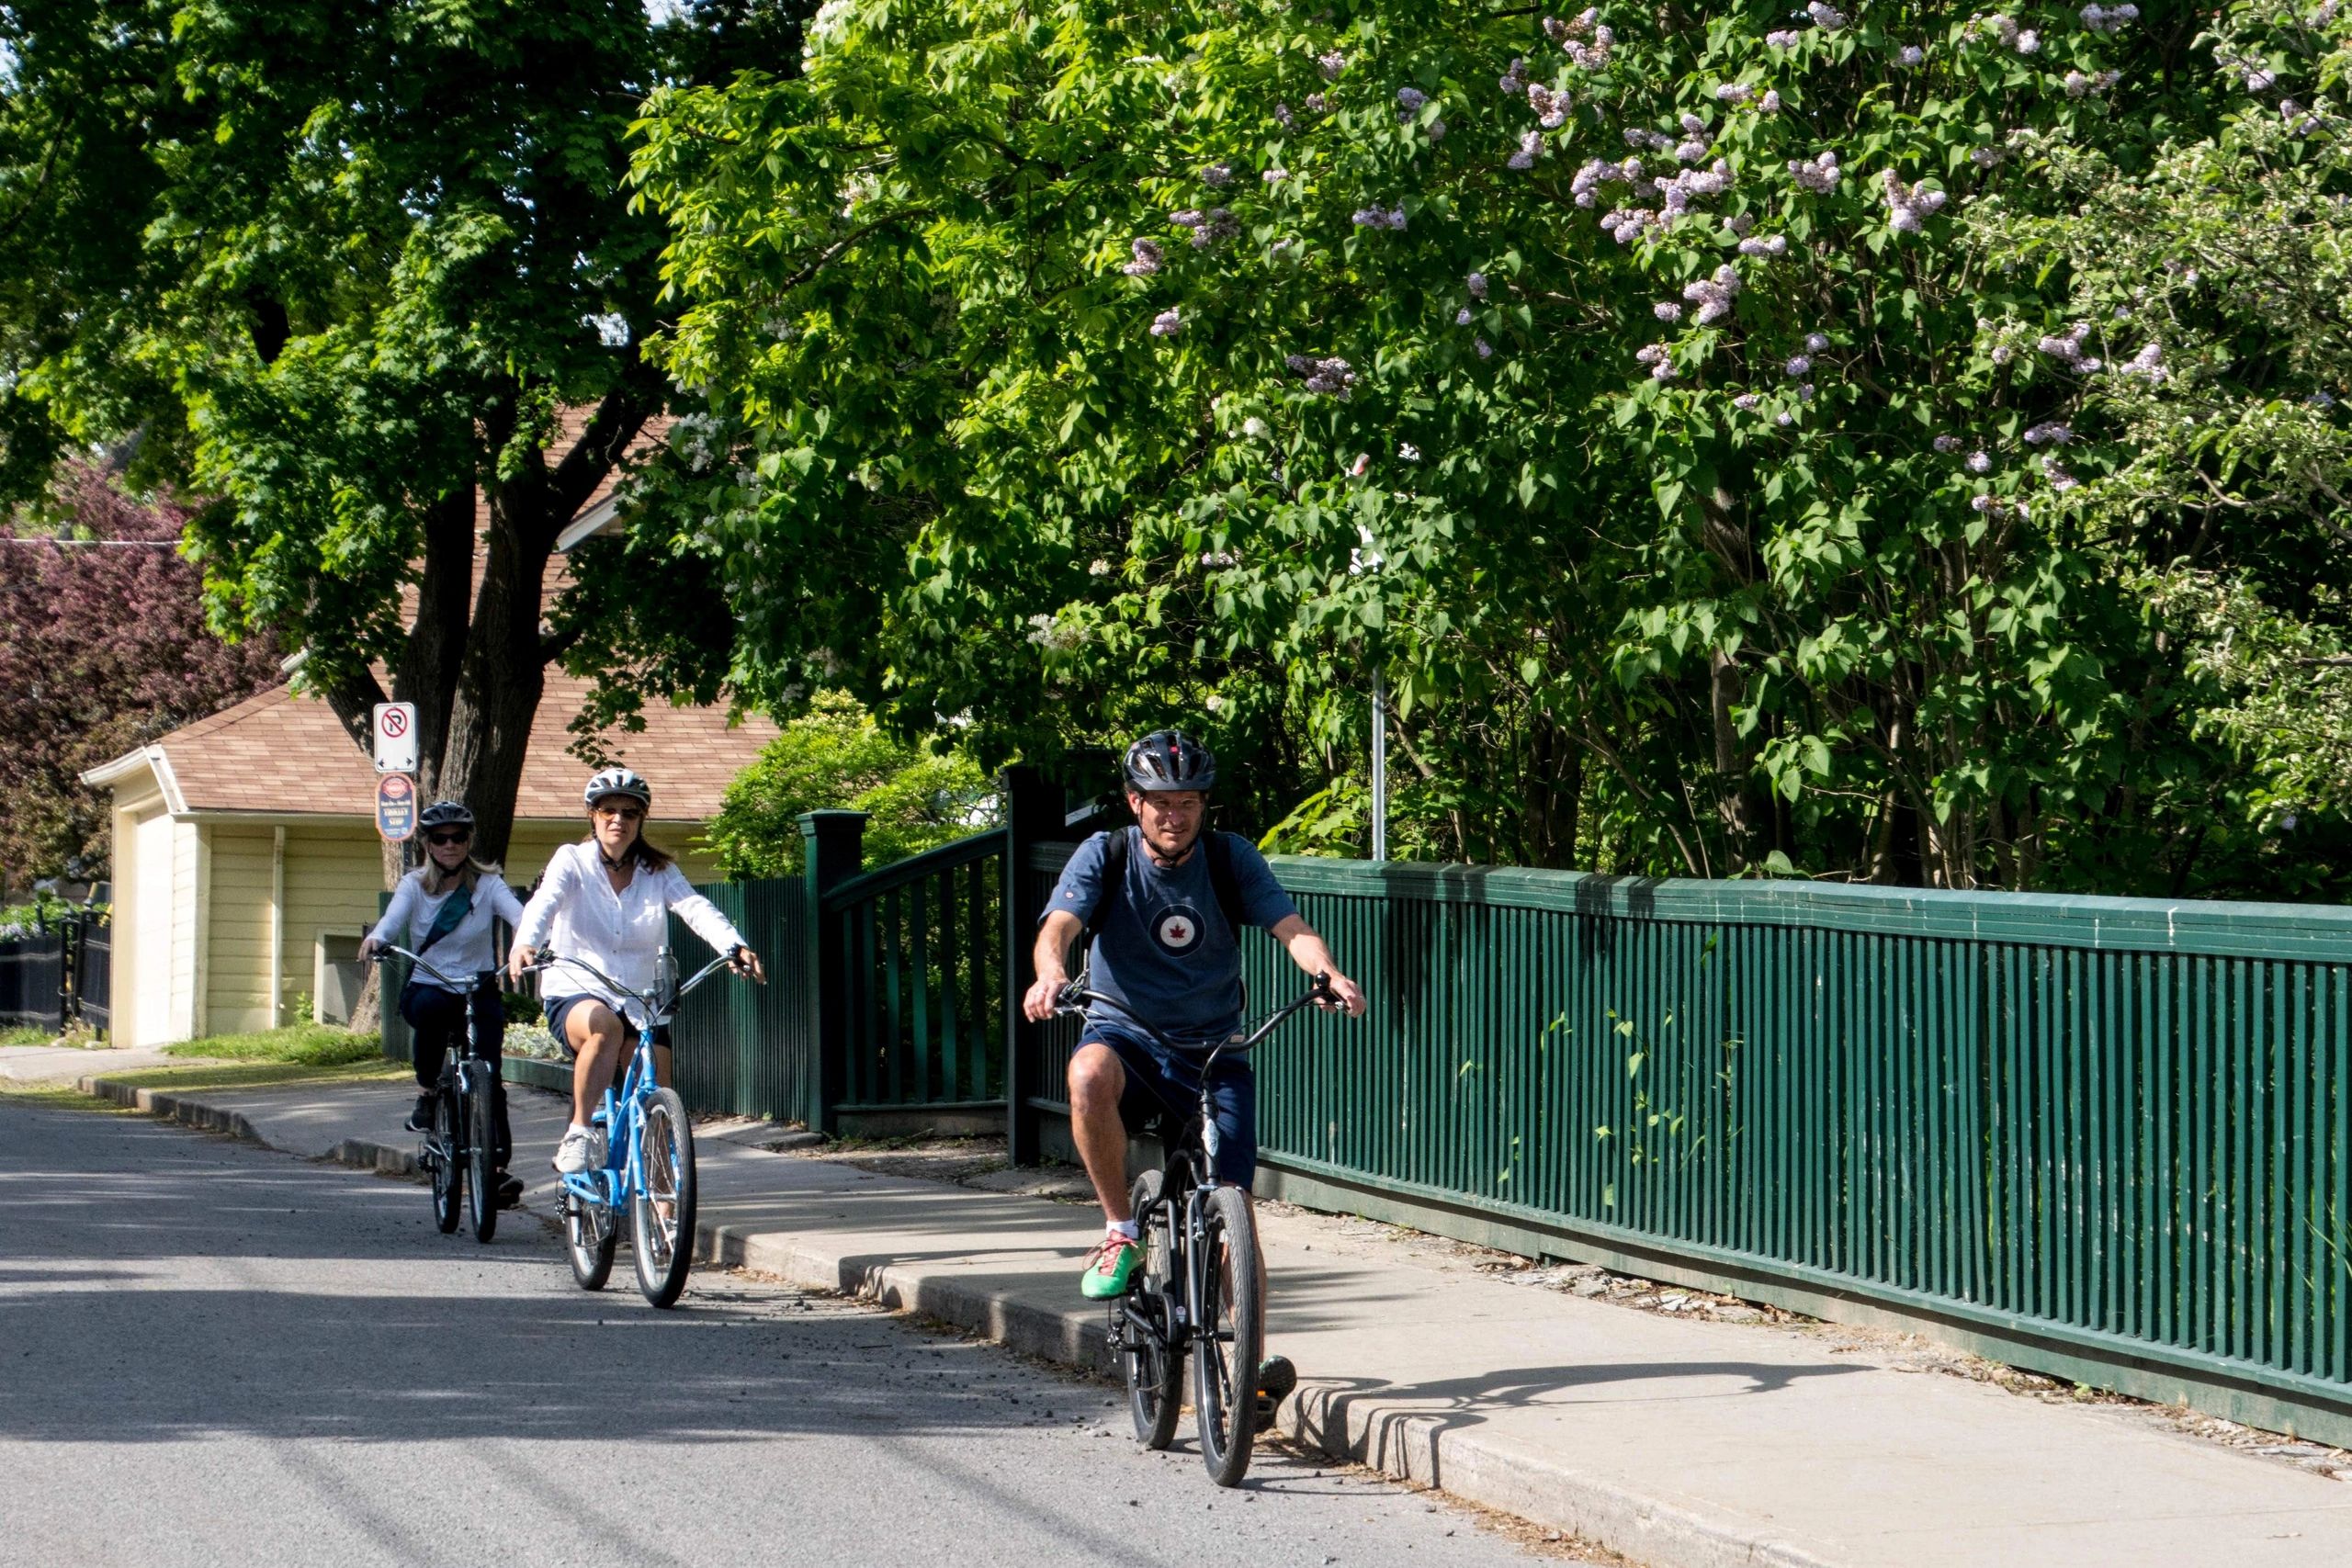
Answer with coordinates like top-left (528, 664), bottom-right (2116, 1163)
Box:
top-left (508, 768), bottom-right (764, 1175)
top-left (360, 800), bottom-right (528, 1206)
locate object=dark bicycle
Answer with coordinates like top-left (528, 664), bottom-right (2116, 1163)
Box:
top-left (374, 943), bottom-right (503, 1244)
top-left (1055, 971), bottom-right (1336, 1488)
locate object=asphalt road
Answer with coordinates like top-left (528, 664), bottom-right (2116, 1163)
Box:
top-left (0, 1101), bottom-right (1550, 1568)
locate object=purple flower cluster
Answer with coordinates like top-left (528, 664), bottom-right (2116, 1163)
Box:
top-left (2064, 70), bottom-right (2120, 97)
top-left (1883, 173), bottom-right (1949, 232)
top-left (1352, 206), bottom-right (1409, 231)
top-left (1897, 45), bottom-right (1925, 67)
top-left (1766, 30), bottom-right (1804, 50)
top-left (1634, 343), bottom-right (1678, 382)
top-left (1788, 151), bottom-right (1843, 193)
top-left (1600, 208), bottom-right (1654, 243)
top-left (1783, 355), bottom-right (1812, 378)
top-left (1123, 238), bottom-right (1164, 276)
top-left (1737, 232), bottom-right (1791, 255)
top-left (1758, 89), bottom-right (1783, 114)
top-left (1715, 83), bottom-right (1754, 103)
top-left (1655, 301), bottom-right (1684, 321)
top-left (1262, 166), bottom-right (1289, 184)
top-left (2118, 341), bottom-right (2166, 381)
top-left (1305, 93), bottom-right (1331, 114)
top-left (1570, 156), bottom-right (1640, 208)
top-left (2038, 322), bottom-right (2104, 373)
top-left (1934, 434), bottom-right (1963, 453)
top-left (2079, 3), bottom-right (2139, 32)
top-left (1509, 130), bottom-right (1545, 169)
top-left (2041, 457), bottom-right (2078, 491)
top-left (1805, 333), bottom-right (1830, 354)
top-left (1806, 3), bottom-right (1849, 28)
top-left (1734, 392), bottom-right (1761, 410)
top-left (1975, 15), bottom-right (2039, 54)
top-left (1170, 207), bottom-right (1238, 248)
top-left (1396, 87), bottom-right (1428, 112)
top-left (2023, 423), bottom-right (2073, 446)
top-left (1971, 145), bottom-right (2006, 168)
top-left (1967, 450), bottom-right (1994, 473)
top-left (1285, 354), bottom-right (1356, 397)
top-left (1457, 307), bottom-right (1474, 324)
top-left (1149, 308), bottom-right (1183, 338)
top-left (1317, 51), bottom-right (1347, 81)
top-left (2281, 100), bottom-right (2324, 136)
top-left (1274, 102), bottom-right (1295, 129)
top-left (1202, 163), bottom-right (1233, 187)
top-left (1499, 58), bottom-right (1528, 96)
top-left (1681, 264), bottom-right (1743, 325)
top-left (1548, 9), bottom-right (1613, 70)
top-left (1527, 84), bottom-right (1571, 127)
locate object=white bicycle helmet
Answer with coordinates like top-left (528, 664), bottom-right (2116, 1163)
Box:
top-left (583, 767), bottom-right (652, 810)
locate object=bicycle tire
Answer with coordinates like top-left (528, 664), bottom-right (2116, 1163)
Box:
top-left (1192, 1184), bottom-right (1263, 1488)
top-left (429, 1087), bottom-right (462, 1235)
top-left (1123, 1169), bottom-right (1185, 1449)
top-left (566, 1192), bottom-right (617, 1290)
top-left (465, 1074), bottom-right (498, 1244)
top-left (630, 1088), bottom-right (697, 1308)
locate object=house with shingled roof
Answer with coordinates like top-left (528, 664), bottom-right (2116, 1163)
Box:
top-left (77, 458), bottom-right (776, 1047)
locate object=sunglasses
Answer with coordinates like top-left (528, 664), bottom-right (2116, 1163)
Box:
top-left (593, 804), bottom-right (645, 822)
top-left (424, 830), bottom-right (471, 847)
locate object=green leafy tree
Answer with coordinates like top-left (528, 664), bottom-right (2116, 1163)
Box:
top-left (630, 0), bottom-right (2352, 895)
top-left (0, 1), bottom-right (815, 863)
top-left (702, 692), bottom-right (996, 877)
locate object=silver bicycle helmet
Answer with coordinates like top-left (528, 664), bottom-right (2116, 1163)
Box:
top-left (417, 801), bottom-right (475, 833)
top-left (582, 767), bottom-right (652, 809)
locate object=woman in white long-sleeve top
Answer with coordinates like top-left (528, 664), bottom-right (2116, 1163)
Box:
top-left (507, 768), bottom-right (764, 1175)
top-left (360, 800), bottom-right (528, 1207)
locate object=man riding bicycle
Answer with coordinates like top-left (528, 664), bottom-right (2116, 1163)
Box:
top-left (1022, 730), bottom-right (1367, 1429)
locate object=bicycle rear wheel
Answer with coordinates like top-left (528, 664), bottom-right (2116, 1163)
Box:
top-left (1192, 1185), bottom-right (1263, 1488)
top-left (429, 1088), bottom-right (462, 1235)
top-left (630, 1088), bottom-right (697, 1308)
top-left (1122, 1170), bottom-right (1185, 1449)
top-left (566, 1192), bottom-right (617, 1290)
top-left (465, 1074), bottom-right (498, 1244)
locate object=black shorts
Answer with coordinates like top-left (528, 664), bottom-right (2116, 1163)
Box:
top-left (543, 994), bottom-right (671, 1053)
top-left (1077, 1021), bottom-right (1257, 1187)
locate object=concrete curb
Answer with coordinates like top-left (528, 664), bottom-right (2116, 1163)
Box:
top-left (85, 1074), bottom-right (1848, 1568)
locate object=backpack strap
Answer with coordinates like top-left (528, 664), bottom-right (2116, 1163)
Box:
top-left (1203, 831), bottom-right (1247, 943)
top-left (1074, 828), bottom-right (1128, 961)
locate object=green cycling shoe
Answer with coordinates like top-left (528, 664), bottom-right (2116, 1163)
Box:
top-left (1080, 1232), bottom-right (1145, 1300)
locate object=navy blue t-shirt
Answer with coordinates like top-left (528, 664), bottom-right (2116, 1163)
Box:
top-left (1047, 827), bottom-right (1298, 1048)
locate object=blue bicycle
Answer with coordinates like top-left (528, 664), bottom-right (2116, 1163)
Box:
top-left (525, 947), bottom-right (738, 1307)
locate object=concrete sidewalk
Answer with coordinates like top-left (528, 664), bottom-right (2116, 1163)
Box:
top-left (79, 1070), bottom-right (2352, 1568)
top-left (1, 1043), bottom-right (197, 1083)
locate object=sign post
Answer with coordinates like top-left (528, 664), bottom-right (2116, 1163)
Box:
top-left (371, 702), bottom-right (418, 775)
top-left (376, 773), bottom-right (417, 843)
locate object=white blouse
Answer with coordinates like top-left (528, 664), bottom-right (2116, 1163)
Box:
top-left (367, 870), bottom-right (527, 989)
top-left (514, 840), bottom-right (747, 1026)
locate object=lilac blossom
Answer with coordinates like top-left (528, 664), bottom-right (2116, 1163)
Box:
top-left (1262, 167), bottom-right (1289, 184)
top-left (1526, 85), bottom-right (1570, 128)
top-left (1428, 118), bottom-right (1448, 141)
top-left (1317, 50), bottom-right (1347, 80)
top-left (1457, 307), bottom-right (1474, 325)
top-left (1759, 90), bottom-right (1783, 114)
top-left (2022, 423), bottom-right (2073, 446)
top-left (1883, 173), bottom-right (1949, 232)
top-left (1734, 392), bottom-right (1761, 410)
top-left (1655, 301), bottom-right (1684, 321)
top-left (2041, 457), bottom-right (2078, 491)
top-left (1305, 92), bottom-right (1331, 113)
top-left (1681, 263), bottom-right (1743, 324)
top-left (1766, 29), bottom-right (1804, 49)
top-left (1789, 152), bottom-right (1843, 193)
top-left (1499, 58), bottom-right (1529, 96)
top-left (1396, 87), bottom-right (1428, 112)
top-left (2119, 341), bottom-right (2166, 381)
top-left (1468, 272), bottom-right (1489, 299)
top-left (1122, 238), bottom-right (1164, 276)
top-left (1286, 354), bottom-right (1356, 397)
top-left (2080, 4), bottom-right (2139, 31)
top-left (1898, 45), bottom-right (1925, 67)
top-left (1635, 343), bottom-right (1669, 366)
top-left (1785, 355), bottom-right (1813, 378)
top-left (1509, 130), bottom-right (1544, 170)
top-left (1274, 102), bottom-right (1295, 129)
top-left (1202, 163), bottom-right (1233, 186)
top-left (1351, 206), bottom-right (1408, 231)
top-left (1715, 83), bottom-right (1754, 103)
top-left (1149, 308), bottom-right (1183, 338)
top-left (1934, 434), bottom-right (1962, 453)
top-left (1476, 337), bottom-right (1495, 360)
top-left (1737, 233), bottom-right (1790, 256)
top-left (1971, 146), bottom-right (2005, 168)
top-left (2038, 322), bottom-right (2101, 373)
top-left (1807, 2), bottom-right (1849, 27)
top-left (1805, 333), bottom-right (1830, 354)
top-left (1967, 450), bottom-right (1994, 473)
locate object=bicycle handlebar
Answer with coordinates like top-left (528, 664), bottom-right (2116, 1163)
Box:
top-left (369, 943), bottom-right (479, 994)
top-left (1053, 971), bottom-right (1338, 1061)
top-left (514, 948), bottom-right (740, 1024)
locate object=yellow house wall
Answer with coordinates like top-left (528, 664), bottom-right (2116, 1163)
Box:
top-left (171, 817), bottom-right (206, 1043)
top-left (107, 773), bottom-right (167, 1047)
top-left (202, 824), bottom-right (278, 1037)
top-left (277, 824), bottom-right (395, 1020)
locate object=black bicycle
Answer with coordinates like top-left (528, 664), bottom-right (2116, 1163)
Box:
top-left (375, 944), bottom-right (503, 1244)
top-left (1056, 971), bottom-right (1337, 1488)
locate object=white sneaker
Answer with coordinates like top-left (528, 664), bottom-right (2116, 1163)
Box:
top-left (552, 1129), bottom-right (604, 1175)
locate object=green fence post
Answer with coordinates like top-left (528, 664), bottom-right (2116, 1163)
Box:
top-left (798, 810), bottom-right (867, 1134)
top-left (1002, 766), bottom-right (1065, 1165)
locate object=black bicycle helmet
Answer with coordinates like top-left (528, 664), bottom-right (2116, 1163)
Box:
top-left (418, 801), bottom-right (475, 833)
top-left (1124, 729), bottom-right (1216, 793)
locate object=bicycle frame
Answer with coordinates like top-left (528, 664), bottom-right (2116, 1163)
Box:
top-left (530, 948), bottom-right (735, 1213)
top-left (1060, 975), bottom-right (1335, 1357)
top-left (374, 943), bottom-right (492, 1133)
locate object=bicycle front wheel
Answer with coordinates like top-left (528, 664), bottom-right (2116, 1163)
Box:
top-left (630, 1088), bottom-right (698, 1308)
top-left (429, 1088), bottom-right (462, 1235)
top-left (465, 1075), bottom-right (498, 1244)
top-left (566, 1193), bottom-right (616, 1290)
top-left (1192, 1185), bottom-right (1263, 1488)
top-left (1123, 1170), bottom-right (1184, 1450)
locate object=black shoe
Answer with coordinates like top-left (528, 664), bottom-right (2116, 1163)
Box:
top-left (1253, 1355), bottom-right (1297, 1435)
top-left (495, 1173), bottom-right (526, 1210)
top-left (403, 1093), bottom-right (435, 1134)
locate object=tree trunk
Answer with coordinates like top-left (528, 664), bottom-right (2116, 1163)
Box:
top-left (440, 485), bottom-right (555, 868)
top-left (1709, 649), bottom-right (1762, 870)
top-left (400, 486), bottom-right (477, 806)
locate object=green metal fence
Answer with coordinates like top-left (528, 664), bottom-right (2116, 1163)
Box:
top-left (1223, 861), bottom-right (2352, 1443)
top-left (670, 878), bottom-right (813, 1122)
top-left (822, 832), bottom-right (1008, 1114)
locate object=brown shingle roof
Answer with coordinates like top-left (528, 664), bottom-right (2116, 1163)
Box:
top-left (152, 673), bottom-right (772, 820)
